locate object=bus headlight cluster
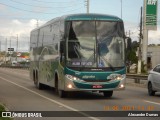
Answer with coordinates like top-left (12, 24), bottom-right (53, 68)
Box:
top-left (66, 74), bottom-right (84, 82)
top-left (107, 74), bottom-right (125, 81)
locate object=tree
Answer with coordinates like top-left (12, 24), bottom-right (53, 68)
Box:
top-left (126, 49), bottom-right (138, 63)
top-left (126, 40), bottom-right (138, 64)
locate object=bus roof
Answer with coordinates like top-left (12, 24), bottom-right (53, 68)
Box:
top-left (64, 13), bottom-right (122, 21)
top-left (31, 13), bottom-right (122, 32)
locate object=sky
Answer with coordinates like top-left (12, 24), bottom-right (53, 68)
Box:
top-left (0, 0), bottom-right (160, 52)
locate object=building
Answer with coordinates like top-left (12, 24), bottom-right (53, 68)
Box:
top-left (147, 46), bottom-right (160, 69)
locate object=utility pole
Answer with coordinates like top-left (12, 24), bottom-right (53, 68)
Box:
top-left (128, 30), bottom-right (131, 37)
top-left (0, 41), bottom-right (1, 52)
top-left (0, 40), bottom-right (1, 60)
top-left (16, 34), bottom-right (18, 61)
top-left (142, 0), bottom-right (148, 65)
top-left (5, 38), bottom-right (7, 64)
top-left (28, 40), bottom-right (30, 52)
top-left (36, 19), bottom-right (39, 28)
top-left (10, 37), bottom-right (11, 63)
top-left (126, 30), bottom-right (131, 37)
top-left (137, 7), bottom-right (143, 74)
top-left (85, 0), bottom-right (89, 13)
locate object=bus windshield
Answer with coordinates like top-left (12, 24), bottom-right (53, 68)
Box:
top-left (66, 21), bottom-right (125, 69)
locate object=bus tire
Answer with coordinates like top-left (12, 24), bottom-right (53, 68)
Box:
top-left (103, 91), bottom-right (113, 98)
top-left (33, 70), bottom-right (36, 84)
top-left (36, 81), bottom-right (45, 90)
top-left (55, 74), bottom-right (67, 98)
top-left (35, 71), bottom-right (45, 90)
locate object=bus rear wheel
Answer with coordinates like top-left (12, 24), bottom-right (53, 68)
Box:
top-left (36, 81), bottom-right (45, 90)
top-left (103, 91), bottom-right (113, 98)
top-left (34, 71), bottom-right (45, 90)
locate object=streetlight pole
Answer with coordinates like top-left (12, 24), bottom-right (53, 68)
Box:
top-left (121, 0), bottom-right (123, 19)
top-left (85, 0), bottom-right (89, 14)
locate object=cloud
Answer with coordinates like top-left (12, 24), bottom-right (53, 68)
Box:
top-left (148, 26), bottom-right (160, 44)
top-left (0, 19), bottom-right (45, 36)
top-left (124, 21), bottom-right (160, 44)
top-left (124, 21), bottom-right (140, 41)
top-left (0, 19), bottom-right (46, 51)
top-left (0, 4), bottom-right (8, 11)
top-left (12, 20), bottom-right (22, 25)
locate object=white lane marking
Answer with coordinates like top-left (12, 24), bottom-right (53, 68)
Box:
top-left (144, 100), bottom-right (160, 106)
top-left (0, 76), bottom-right (100, 120)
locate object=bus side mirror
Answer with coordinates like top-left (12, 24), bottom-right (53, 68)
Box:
top-left (60, 41), bottom-right (64, 54)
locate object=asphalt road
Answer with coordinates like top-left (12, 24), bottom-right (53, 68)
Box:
top-left (0, 68), bottom-right (160, 120)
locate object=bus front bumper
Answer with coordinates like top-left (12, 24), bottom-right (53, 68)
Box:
top-left (64, 75), bottom-right (126, 91)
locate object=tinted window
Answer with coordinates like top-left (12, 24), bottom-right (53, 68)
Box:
top-left (153, 65), bottom-right (160, 73)
top-left (157, 66), bottom-right (160, 73)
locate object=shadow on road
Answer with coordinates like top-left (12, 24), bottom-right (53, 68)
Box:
top-left (34, 86), bottom-right (122, 100)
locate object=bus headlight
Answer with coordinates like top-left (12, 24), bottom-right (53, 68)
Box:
top-left (66, 74), bottom-right (84, 82)
top-left (116, 75), bottom-right (124, 80)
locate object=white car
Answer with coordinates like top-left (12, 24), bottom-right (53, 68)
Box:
top-left (11, 61), bottom-right (18, 66)
top-left (148, 64), bottom-right (160, 96)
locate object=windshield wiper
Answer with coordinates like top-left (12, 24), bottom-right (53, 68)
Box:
top-left (99, 56), bottom-right (115, 71)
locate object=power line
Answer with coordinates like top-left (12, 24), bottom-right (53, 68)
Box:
top-left (0, 15), bottom-right (36, 20)
top-left (9, 0), bottom-right (83, 9)
top-left (0, 2), bottom-right (83, 14)
top-left (32, 0), bottom-right (75, 4)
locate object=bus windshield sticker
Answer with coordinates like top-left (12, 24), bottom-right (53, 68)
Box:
top-left (81, 62), bottom-right (93, 66)
top-left (72, 62), bottom-right (81, 66)
top-left (71, 61), bottom-right (93, 66)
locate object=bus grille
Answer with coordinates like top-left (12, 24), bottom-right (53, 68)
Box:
top-left (83, 79), bottom-right (111, 82)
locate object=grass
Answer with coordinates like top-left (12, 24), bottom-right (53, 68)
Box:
top-left (0, 104), bottom-right (5, 111)
top-left (0, 104), bottom-right (13, 120)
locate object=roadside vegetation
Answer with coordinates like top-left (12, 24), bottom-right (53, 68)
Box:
top-left (0, 104), bottom-right (12, 120)
top-left (126, 40), bottom-right (147, 74)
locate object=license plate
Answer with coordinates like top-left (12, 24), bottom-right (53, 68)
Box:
top-left (92, 85), bottom-right (103, 89)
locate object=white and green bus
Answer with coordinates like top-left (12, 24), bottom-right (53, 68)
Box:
top-left (30, 13), bottom-right (127, 98)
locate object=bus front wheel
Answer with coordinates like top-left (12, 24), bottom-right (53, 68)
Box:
top-left (103, 91), bottom-right (113, 98)
top-left (58, 90), bottom-right (67, 98)
top-left (55, 74), bottom-right (67, 98)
